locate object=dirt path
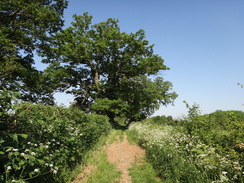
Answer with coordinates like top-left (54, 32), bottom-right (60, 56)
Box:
top-left (71, 132), bottom-right (145, 183)
top-left (106, 133), bottom-right (145, 183)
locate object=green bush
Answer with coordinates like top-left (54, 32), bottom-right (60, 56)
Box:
top-left (0, 102), bottom-right (111, 183)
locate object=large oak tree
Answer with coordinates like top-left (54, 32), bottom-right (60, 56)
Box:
top-left (44, 13), bottom-right (178, 122)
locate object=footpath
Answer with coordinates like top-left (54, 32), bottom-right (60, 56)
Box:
top-left (71, 130), bottom-right (153, 183)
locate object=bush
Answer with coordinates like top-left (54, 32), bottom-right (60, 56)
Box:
top-left (0, 102), bottom-right (111, 183)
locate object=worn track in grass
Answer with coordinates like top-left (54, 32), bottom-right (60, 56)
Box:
top-left (71, 132), bottom-right (145, 183)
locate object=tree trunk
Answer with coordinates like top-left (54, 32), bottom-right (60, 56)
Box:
top-left (94, 70), bottom-right (99, 86)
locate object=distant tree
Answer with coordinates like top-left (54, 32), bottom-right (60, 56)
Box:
top-left (0, 0), bottom-right (68, 104)
top-left (237, 83), bottom-right (244, 88)
top-left (44, 13), bottom-right (177, 123)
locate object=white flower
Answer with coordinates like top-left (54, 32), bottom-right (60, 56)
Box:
top-left (25, 149), bottom-right (30, 152)
top-left (45, 145), bottom-right (49, 149)
top-left (21, 153), bottom-right (25, 156)
top-left (222, 171), bottom-right (228, 175)
top-left (53, 169), bottom-right (57, 174)
top-left (49, 164), bottom-right (53, 167)
top-left (34, 168), bottom-right (39, 173)
top-left (6, 166), bottom-right (12, 171)
top-left (31, 152), bottom-right (36, 156)
top-left (45, 163), bottom-right (49, 167)
top-left (12, 149), bottom-right (19, 152)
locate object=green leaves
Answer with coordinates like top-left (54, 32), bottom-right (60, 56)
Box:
top-left (44, 12), bottom-right (177, 123)
top-left (1, 102), bottom-right (111, 182)
top-left (0, 0), bottom-right (68, 104)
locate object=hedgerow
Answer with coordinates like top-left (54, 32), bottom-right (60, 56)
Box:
top-left (0, 98), bottom-right (111, 183)
top-left (129, 106), bottom-right (244, 183)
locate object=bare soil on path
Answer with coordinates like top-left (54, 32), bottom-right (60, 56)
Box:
top-left (106, 133), bottom-right (145, 183)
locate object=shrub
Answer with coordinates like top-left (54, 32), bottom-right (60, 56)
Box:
top-left (0, 102), bottom-right (111, 182)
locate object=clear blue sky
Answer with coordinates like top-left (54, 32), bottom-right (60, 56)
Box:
top-left (37, 0), bottom-right (244, 118)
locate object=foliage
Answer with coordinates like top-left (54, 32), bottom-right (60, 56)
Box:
top-left (0, 102), bottom-right (111, 182)
top-left (0, 0), bottom-right (68, 104)
top-left (181, 102), bottom-right (244, 150)
top-left (129, 121), bottom-right (243, 183)
top-left (43, 12), bottom-right (177, 122)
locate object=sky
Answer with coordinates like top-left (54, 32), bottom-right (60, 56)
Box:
top-left (37, 0), bottom-right (244, 118)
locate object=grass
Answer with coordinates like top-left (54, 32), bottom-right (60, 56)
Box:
top-left (71, 130), bottom-right (122, 183)
top-left (129, 158), bottom-right (161, 183)
top-left (107, 129), bottom-right (125, 144)
top-left (71, 129), bottom-right (164, 183)
top-left (86, 151), bottom-right (121, 183)
top-left (68, 134), bottom-right (109, 183)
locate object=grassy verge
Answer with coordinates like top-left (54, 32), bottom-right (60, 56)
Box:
top-left (69, 133), bottom-right (109, 182)
top-left (129, 158), bottom-right (161, 183)
top-left (87, 151), bottom-right (121, 183)
top-left (70, 130), bottom-right (122, 183)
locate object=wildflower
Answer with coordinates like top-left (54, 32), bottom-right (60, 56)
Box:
top-left (25, 149), bottom-right (30, 152)
top-left (49, 164), bottom-right (53, 167)
top-left (31, 152), bottom-right (36, 156)
top-left (45, 163), bottom-right (49, 167)
top-left (20, 153), bottom-right (25, 156)
top-left (12, 149), bottom-right (19, 152)
top-left (34, 168), bottom-right (39, 173)
top-left (6, 166), bottom-right (12, 171)
top-left (53, 169), bottom-right (57, 174)
top-left (45, 145), bottom-right (49, 149)
top-left (222, 171), bottom-right (228, 175)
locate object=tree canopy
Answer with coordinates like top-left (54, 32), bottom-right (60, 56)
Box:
top-left (0, 0), bottom-right (68, 104)
top-left (44, 13), bottom-right (178, 123)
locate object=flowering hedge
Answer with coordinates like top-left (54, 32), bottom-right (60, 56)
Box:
top-left (129, 120), bottom-right (243, 183)
top-left (0, 103), bottom-right (111, 183)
